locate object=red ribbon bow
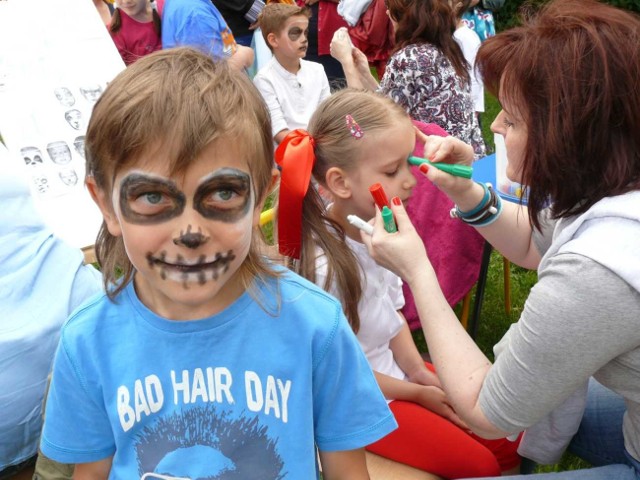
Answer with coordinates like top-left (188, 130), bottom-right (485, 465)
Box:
top-left (275, 129), bottom-right (316, 259)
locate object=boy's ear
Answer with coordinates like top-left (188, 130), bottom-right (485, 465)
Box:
top-left (86, 176), bottom-right (122, 237)
top-left (266, 32), bottom-right (279, 50)
top-left (325, 166), bottom-right (352, 199)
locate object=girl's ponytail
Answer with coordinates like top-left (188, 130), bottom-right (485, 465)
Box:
top-left (150, 0), bottom-right (162, 37)
top-left (109, 5), bottom-right (122, 33)
top-left (276, 130), bottom-right (362, 332)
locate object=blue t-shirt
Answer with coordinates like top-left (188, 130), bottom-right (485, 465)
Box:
top-left (41, 270), bottom-right (396, 478)
top-left (162, 0), bottom-right (238, 59)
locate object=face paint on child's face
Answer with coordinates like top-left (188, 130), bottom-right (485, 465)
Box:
top-left (173, 225), bottom-right (210, 250)
top-left (119, 173), bottom-right (187, 224)
top-left (145, 249), bottom-right (237, 288)
top-left (105, 140), bottom-right (261, 319)
top-left (193, 168), bottom-right (252, 223)
top-left (287, 25), bottom-right (309, 42)
top-left (277, 16), bottom-right (309, 59)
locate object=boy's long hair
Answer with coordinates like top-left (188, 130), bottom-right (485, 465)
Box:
top-left (292, 89), bottom-right (412, 333)
top-left (477, 0), bottom-right (640, 230)
top-left (386, 0), bottom-right (469, 82)
top-left (86, 48), bottom-right (276, 300)
top-left (110, 2), bottom-right (162, 36)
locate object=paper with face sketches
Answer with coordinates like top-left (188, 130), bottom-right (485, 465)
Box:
top-left (0, 0), bottom-right (125, 249)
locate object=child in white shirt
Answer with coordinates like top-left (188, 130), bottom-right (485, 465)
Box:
top-left (253, 3), bottom-right (331, 145)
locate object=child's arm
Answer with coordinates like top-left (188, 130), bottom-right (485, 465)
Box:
top-left (252, 75), bottom-right (289, 144)
top-left (380, 317), bottom-right (468, 429)
top-left (228, 44), bottom-right (255, 71)
top-left (274, 128), bottom-right (292, 144)
top-left (373, 370), bottom-right (467, 429)
top-left (319, 448), bottom-right (370, 480)
top-left (73, 458), bottom-right (112, 480)
top-left (389, 317), bottom-right (440, 388)
top-left (330, 28), bottom-right (378, 91)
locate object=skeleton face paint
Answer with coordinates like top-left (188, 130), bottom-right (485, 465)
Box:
top-left (146, 249), bottom-right (237, 288)
top-left (107, 140), bottom-right (258, 319)
top-left (119, 173), bottom-right (186, 224)
top-left (193, 168), bottom-right (251, 223)
top-left (173, 225), bottom-right (210, 249)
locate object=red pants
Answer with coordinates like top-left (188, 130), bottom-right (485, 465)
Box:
top-left (367, 364), bottom-right (521, 479)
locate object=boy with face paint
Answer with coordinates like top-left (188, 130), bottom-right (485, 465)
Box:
top-left (253, 3), bottom-right (330, 145)
top-left (39, 48), bottom-right (396, 479)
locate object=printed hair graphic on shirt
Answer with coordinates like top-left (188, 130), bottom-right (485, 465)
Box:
top-left (135, 406), bottom-right (286, 479)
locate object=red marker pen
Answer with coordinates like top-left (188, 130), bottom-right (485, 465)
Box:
top-left (369, 183), bottom-right (389, 210)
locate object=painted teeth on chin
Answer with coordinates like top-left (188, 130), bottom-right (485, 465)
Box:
top-left (198, 270), bottom-right (206, 285)
top-left (160, 267), bottom-right (167, 280)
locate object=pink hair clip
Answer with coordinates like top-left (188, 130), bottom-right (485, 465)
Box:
top-left (345, 114), bottom-right (364, 139)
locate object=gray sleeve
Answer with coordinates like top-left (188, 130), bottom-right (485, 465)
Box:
top-left (479, 252), bottom-right (640, 434)
top-left (532, 208), bottom-right (555, 256)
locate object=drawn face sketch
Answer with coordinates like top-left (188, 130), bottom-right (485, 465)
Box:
top-left (58, 168), bottom-right (79, 186)
top-left (20, 146), bottom-right (44, 166)
top-left (47, 141), bottom-right (73, 165)
top-left (54, 87), bottom-right (75, 107)
top-left (64, 109), bottom-right (83, 130)
top-left (73, 135), bottom-right (86, 158)
top-left (80, 84), bottom-right (103, 102)
top-left (32, 175), bottom-right (50, 195)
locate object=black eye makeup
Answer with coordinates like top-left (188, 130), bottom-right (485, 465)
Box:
top-left (193, 168), bottom-right (252, 223)
top-left (288, 27), bottom-right (309, 41)
top-left (119, 173), bottom-right (186, 225)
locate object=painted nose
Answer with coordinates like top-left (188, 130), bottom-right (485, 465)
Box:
top-left (173, 225), bottom-right (210, 249)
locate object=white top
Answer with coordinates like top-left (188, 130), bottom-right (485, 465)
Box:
top-left (253, 57), bottom-right (331, 142)
top-left (454, 25), bottom-right (484, 113)
top-left (316, 235), bottom-right (407, 382)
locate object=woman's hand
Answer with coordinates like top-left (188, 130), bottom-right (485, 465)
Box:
top-left (418, 130), bottom-right (475, 167)
top-left (352, 47), bottom-right (371, 77)
top-left (361, 201), bottom-right (431, 283)
top-left (330, 27), bottom-right (354, 63)
top-left (415, 129), bottom-right (482, 205)
top-left (414, 385), bottom-right (469, 430)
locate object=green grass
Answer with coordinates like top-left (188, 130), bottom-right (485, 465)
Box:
top-left (410, 92), bottom-right (590, 473)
